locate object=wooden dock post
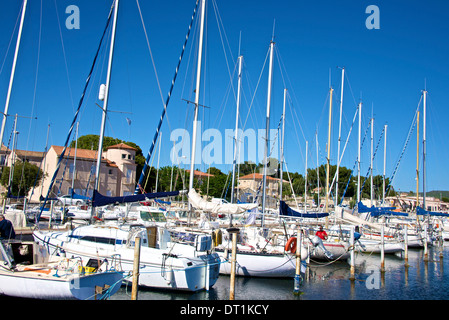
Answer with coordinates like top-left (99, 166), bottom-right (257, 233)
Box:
top-left (439, 223), bottom-right (444, 259)
top-left (227, 227), bottom-right (239, 300)
top-left (131, 236), bottom-right (141, 300)
top-left (404, 225), bottom-right (409, 267)
top-left (293, 228), bottom-right (302, 294)
top-left (380, 224), bottom-right (385, 273)
top-left (423, 224), bottom-right (429, 262)
top-left (349, 225), bottom-right (355, 281)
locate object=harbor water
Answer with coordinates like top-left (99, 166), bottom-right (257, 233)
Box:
top-left (111, 243), bottom-right (449, 301)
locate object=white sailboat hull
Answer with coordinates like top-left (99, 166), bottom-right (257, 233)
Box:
top-left (33, 228), bottom-right (220, 292)
top-left (216, 249), bottom-right (298, 278)
top-left (0, 264), bottom-right (122, 300)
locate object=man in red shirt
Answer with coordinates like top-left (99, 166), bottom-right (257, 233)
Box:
top-left (315, 226), bottom-right (328, 240)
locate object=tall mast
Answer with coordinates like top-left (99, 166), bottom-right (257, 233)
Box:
top-left (357, 102), bottom-right (362, 204)
top-left (304, 141), bottom-right (308, 210)
top-left (231, 55), bottom-right (243, 204)
top-left (325, 87), bottom-right (333, 214)
top-left (336, 67), bottom-right (344, 207)
top-left (316, 131), bottom-right (319, 209)
top-left (370, 114), bottom-right (374, 206)
top-left (92, 0), bottom-right (119, 218)
top-left (71, 121), bottom-right (79, 193)
top-left (382, 124), bottom-right (387, 204)
top-left (188, 0), bottom-right (206, 198)
top-left (280, 88), bottom-right (287, 201)
top-left (0, 0), bottom-right (27, 149)
top-left (422, 89), bottom-right (427, 211)
top-left (416, 110), bottom-right (420, 222)
top-left (261, 39), bottom-right (275, 227)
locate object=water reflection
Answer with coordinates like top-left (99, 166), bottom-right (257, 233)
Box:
top-left (111, 244), bottom-right (449, 300)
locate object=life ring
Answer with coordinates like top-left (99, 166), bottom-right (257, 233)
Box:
top-left (284, 236), bottom-right (297, 254)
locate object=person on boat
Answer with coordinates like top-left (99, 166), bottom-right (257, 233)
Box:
top-left (0, 214), bottom-right (15, 239)
top-left (315, 226), bottom-right (328, 240)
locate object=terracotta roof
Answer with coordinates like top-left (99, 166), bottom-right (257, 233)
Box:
top-left (51, 145), bottom-right (117, 167)
top-left (15, 150), bottom-right (45, 158)
top-left (239, 173), bottom-right (287, 182)
top-left (106, 143), bottom-right (137, 151)
top-left (186, 170), bottom-right (214, 177)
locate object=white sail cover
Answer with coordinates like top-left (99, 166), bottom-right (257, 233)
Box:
top-left (188, 189), bottom-right (258, 214)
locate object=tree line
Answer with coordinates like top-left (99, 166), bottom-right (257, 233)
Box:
top-left (1, 135), bottom-right (396, 204)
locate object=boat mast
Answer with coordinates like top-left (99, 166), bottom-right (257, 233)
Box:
top-left (415, 110), bottom-right (419, 222)
top-left (336, 67), bottom-right (344, 207)
top-left (188, 0), bottom-right (206, 200)
top-left (71, 122), bottom-right (79, 194)
top-left (0, 0), bottom-right (27, 150)
top-left (304, 141), bottom-right (308, 211)
top-left (261, 39), bottom-right (275, 227)
top-left (370, 113), bottom-right (374, 206)
top-left (357, 101), bottom-right (362, 204)
top-left (422, 89), bottom-right (427, 211)
top-left (316, 131), bottom-right (319, 210)
top-left (382, 124), bottom-right (387, 204)
top-left (92, 0), bottom-right (119, 218)
top-left (231, 55), bottom-right (243, 204)
top-left (280, 88), bottom-right (287, 201)
top-left (325, 87), bottom-right (333, 214)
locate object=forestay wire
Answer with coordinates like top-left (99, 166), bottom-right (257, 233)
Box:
top-left (135, 0), bottom-right (200, 194)
top-left (36, 3), bottom-right (116, 224)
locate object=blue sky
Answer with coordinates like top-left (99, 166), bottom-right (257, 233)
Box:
top-left (0, 0), bottom-right (448, 194)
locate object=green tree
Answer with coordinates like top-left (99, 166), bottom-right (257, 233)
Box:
top-left (0, 161), bottom-right (43, 197)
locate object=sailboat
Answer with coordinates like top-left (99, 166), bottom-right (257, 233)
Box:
top-left (33, 0), bottom-right (220, 292)
top-left (0, 238), bottom-right (123, 300)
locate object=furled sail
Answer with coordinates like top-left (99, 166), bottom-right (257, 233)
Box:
top-left (416, 206), bottom-right (449, 217)
top-left (279, 200), bottom-right (329, 218)
top-left (188, 189), bottom-right (257, 214)
top-left (92, 189), bottom-right (182, 207)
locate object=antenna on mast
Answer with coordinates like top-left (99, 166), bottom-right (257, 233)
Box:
top-left (271, 19), bottom-right (276, 41)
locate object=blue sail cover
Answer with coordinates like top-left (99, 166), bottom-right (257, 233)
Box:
top-left (357, 202), bottom-right (407, 217)
top-left (92, 189), bottom-right (180, 207)
top-left (279, 201), bottom-right (329, 218)
top-left (357, 202), bottom-right (396, 213)
top-left (416, 206), bottom-right (449, 217)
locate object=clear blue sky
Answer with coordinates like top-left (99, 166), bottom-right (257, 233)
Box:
top-left (0, 0), bottom-right (448, 194)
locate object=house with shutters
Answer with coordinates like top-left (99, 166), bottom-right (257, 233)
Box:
top-left (0, 143), bottom-right (137, 203)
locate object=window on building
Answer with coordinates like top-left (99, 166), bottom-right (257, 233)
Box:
top-left (122, 154), bottom-right (126, 159)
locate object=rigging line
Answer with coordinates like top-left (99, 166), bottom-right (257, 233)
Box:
top-left (135, 0), bottom-right (200, 194)
top-left (135, 0), bottom-right (165, 108)
top-left (0, 2), bottom-right (22, 77)
top-left (385, 97), bottom-right (421, 196)
top-left (53, 0), bottom-right (75, 112)
top-left (26, 0), bottom-right (42, 153)
top-left (37, 2), bottom-right (116, 223)
top-left (240, 46), bottom-right (270, 133)
top-left (211, 0), bottom-right (237, 104)
top-left (357, 124), bottom-right (385, 199)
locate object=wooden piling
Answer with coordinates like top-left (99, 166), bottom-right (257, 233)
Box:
top-left (227, 227), bottom-right (239, 300)
top-left (404, 225), bottom-right (409, 267)
top-left (349, 225), bottom-right (355, 281)
top-left (423, 224), bottom-right (429, 262)
top-left (380, 224), bottom-right (385, 273)
top-left (131, 236), bottom-right (141, 300)
top-left (293, 228), bottom-right (302, 294)
top-left (439, 223), bottom-right (444, 259)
